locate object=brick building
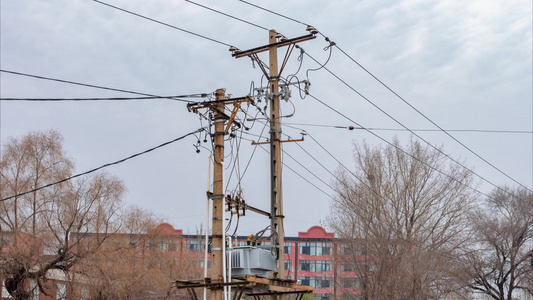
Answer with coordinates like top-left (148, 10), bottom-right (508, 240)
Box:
top-left (1, 224), bottom-right (361, 300)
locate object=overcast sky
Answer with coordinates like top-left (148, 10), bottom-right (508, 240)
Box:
top-left (1, 0), bottom-right (531, 237)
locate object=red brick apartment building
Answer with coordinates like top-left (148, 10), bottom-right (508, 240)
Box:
top-left (1, 224), bottom-right (360, 300)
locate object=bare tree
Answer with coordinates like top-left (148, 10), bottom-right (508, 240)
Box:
top-left (462, 186), bottom-right (533, 300)
top-left (78, 210), bottom-right (202, 299)
top-left (327, 137), bottom-right (478, 299)
top-left (0, 130), bottom-right (126, 299)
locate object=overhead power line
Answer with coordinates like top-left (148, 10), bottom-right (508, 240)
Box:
top-left (0, 95), bottom-right (207, 102)
top-left (237, 1), bottom-right (532, 193)
top-left (185, 0), bottom-right (269, 31)
top-left (304, 91), bottom-right (493, 198)
top-left (0, 128), bottom-right (204, 202)
top-left (331, 44), bottom-right (533, 192)
top-left (0, 70), bottom-right (198, 102)
top-left (93, 0), bottom-right (234, 47)
top-left (256, 145), bottom-right (334, 200)
top-left (303, 51), bottom-right (527, 195)
top-left (238, 0), bottom-right (308, 27)
top-left (282, 123), bottom-right (532, 134)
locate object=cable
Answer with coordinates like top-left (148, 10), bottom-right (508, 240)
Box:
top-left (282, 148), bottom-right (336, 193)
top-left (304, 43), bottom-right (333, 80)
top-left (238, 114), bottom-right (270, 183)
top-left (304, 91), bottom-right (492, 199)
top-left (238, 0), bottom-right (308, 27)
top-left (0, 128), bottom-right (204, 202)
top-left (302, 51), bottom-right (517, 196)
top-left (93, 0), bottom-right (233, 47)
top-left (256, 145), bottom-right (335, 200)
top-left (333, 44), bottom-right (532, 192)
top-left (237, 2), bottom-right (531, 193)
top-left (185, 0), bottom-right (269, 31)
top-left (0, 70), bottom-right (196, 101)
top-left (282, 123), bottom-right (532, 134)
top-left (0, 95), bottom-right (208, 102)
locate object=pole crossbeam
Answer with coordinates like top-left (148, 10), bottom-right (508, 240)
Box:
top-left (231, 33), bottom-right (316, 59)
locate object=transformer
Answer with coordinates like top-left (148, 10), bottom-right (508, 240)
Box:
top-left (227, 246), bottom-right (276, 277)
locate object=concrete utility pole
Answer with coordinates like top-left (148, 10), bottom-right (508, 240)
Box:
top-left (211, 88), bottom-right (226, 300)
top-left (268, 29), bottom-right (285, 279)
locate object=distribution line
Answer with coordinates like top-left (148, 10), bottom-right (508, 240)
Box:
top-left (237, 1), bottom-right (531, 192)
top-left (333, 44), bottom-right (532, 192)
top-left (239, 131), bottom-right (336, 200)
top-left (304, 91), bottom-right (492, 199)
top-left (93, 0), bottom-right (233, 47)
top-left (303, 51), bottom-right (513, 196)
top-left (185, 0), bottom-right (269, 31)
top-left (0, 95), bottom-right (206, 102)
top-left (256, 145), bottom-right (335, 200)
top-left (0, 70), bottom-right (197, 102)
top-left (256, 118), bottom-right (374, 201)
top-left (238, 0), bottom-right (308, 27)
top-left (0, 128), bottom-right (205, 202)
top-left (281, 122), bottom-right (399, 202)
top-left (282, 123), bottom-right (532, 134)
top-left (282, 148), bottom-right (336, 193)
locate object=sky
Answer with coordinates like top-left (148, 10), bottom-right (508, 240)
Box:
top-left (1, 0), bottom-right (532, 237)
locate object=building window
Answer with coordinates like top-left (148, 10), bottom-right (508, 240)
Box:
top-left (340, 277), bottom-right (361, 289)
top-left (314, 294), bottom-right (332, 300)
top-left (186, 240), bottom-right (205, 252)
top-left (299, 243), bottom-right (332, 256)
top-left (284, 244), bottom-right (292, 254)
top-left (341, 243), bottom-right (366, 256)
top-left (160, 240), bottom-right (169, 252)
top-left (147, 240), bottom-right (156, 251)
top-left (340, 262), bottom-right (353, 272)
top-left (340, 244), bottom-right (350, 255)
top-left (284, 260), bottom-right (292, 271)
top-left (170, 240), bottom-right (179, 252)
top-left (129, 238), bottom-right (139, 249)
top-left (299, 260), bottom-right (332, 272)
top-left (298, 277), bottom-right (331, 289)
top-left (56, 282), bottom-right (66, 300)
top-left (234, 240), bottom-right (248, 247)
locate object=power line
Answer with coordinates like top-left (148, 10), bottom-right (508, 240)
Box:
top-left (304, 91), bottom-right (492, 199)
top-left (332, 44), bottom-right (532, 192)
top-left (237, 2), bottom-right (531, 193)
top-left (0, 128), bottom-right (204, 202)
top-left (0, 95), bottom-right (207, 102)
top-left (93, 0), bottom-right (234, 47)
top-left (282, 148), bottom-right (336, 193)
top-left (185, 0), bottom-right (269, 31)
top-left (238, 0), bottom-right (308, 27)
top-left (256, 144), bottom-right (335, 200)
top-left (302, 51), bottom-right (522, 196)
top-left (282, 123), bottom-right (532, 134)
top-left (0, 70), bottom-right (197, 101)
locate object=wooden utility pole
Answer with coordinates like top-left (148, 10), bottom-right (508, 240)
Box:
top-left (211, 88), bottom-right (226, 300)
top-left (231, 29), bottom-right (316, 283)
top-left (268, 29), bottom-right (285, 279)
top-left (186, 92), bottom-right (254, 300)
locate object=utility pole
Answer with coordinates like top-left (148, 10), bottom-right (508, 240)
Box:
top-left (231, 28), bottom-right (316, 283)
top-left (187, 91), bottom-right (254, 300)
top-left (268, 29), bottom-right (285, 279)
top-left (211, 88), bottom-right (226, 300)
